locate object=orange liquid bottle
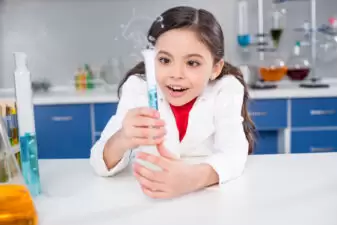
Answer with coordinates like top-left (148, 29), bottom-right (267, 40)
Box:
top-left (0, 118), bottom-right (38, 225)
top-left (0, 185), bottom-right (38, 225)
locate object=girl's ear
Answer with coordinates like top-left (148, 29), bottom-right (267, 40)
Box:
top-left (210, 59), bottom-right (225, 80)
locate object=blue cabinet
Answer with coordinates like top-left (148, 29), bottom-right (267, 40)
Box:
top-left (95, 133), bottom-right (101, 142)
top-left (248, 99), bottom-right (287, 154)
top-left (30, 96), bottom-right (337, 157)
top-left (253, 131), bottom-right (279, 154)
top-left (291, 98), bottom-right (337, 127)
top-left (34, 104), bottom-right (92, 159)
top-left (94, 103), bottom-right (118, 132)
top-left (291, 130), bottom-right (337, 153)
top-left (248, 99), bottom-right (287, 130)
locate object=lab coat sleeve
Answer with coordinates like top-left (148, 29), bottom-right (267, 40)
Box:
top-left (89, 76), bottom-right (144, 177)
top-left (204, 76), bottom-right (249, 185)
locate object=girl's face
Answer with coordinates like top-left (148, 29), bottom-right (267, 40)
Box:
top-left (155, 28), bottom-right (224, 106)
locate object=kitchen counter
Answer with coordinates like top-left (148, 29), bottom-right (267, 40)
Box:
top-left (1, 79), bottom-right (337, 104)
top-left (34, 153), bottom-right (337, 225)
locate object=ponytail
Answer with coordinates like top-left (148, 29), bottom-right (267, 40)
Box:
top-left (214, 61), bottom-right (256, 154)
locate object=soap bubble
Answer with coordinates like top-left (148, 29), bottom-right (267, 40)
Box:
top-left (148, 35), bottom-right (156, 42)
top-left (156, 16), bottom-right (164, 22)
top-left (156, 15), bottom-right (165, 29)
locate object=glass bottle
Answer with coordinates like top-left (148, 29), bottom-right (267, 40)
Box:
top-left (0, 117), bottom-right (38, 225)
top-left (13, 52), bottom-right (41, 197)
top-left (287, 41), bottom-right (311, 80)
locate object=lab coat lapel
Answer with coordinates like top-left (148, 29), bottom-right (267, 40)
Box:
top-left (179, 89), bottom-right (215, 151)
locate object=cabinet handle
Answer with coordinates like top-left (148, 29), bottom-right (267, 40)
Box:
top-left (51, 116), bottom-right (73, 122)
top-left (249, 111), bottom-right (268, 117)
top-left (310, 109), bottom-right (336, 116)
top-left (310, 147), bottom-right (335, 152)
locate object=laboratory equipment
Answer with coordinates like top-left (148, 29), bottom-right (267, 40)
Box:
top-left (318, 17), bottom-right (337, 63)
top-left (0, 117), bottom-right (38, 225)
top-left (259, 49), bottom-right (287, 82)
top-left (136, 45), bottom-right (162, 172)
top-left (272, 0), bottom-right (329, 88)
top-left (142, 45), bottom-right (158, 110)
top-left (13, 52), bottom-right (42, 196)
top-left (100, 58), bottom-right (123, 86)
top-left (269, 4), bottom-right (285, 48)
top-left (237, 0), bottom-right (251, 48)
top-left (287, 41), bottom-right (311, 80)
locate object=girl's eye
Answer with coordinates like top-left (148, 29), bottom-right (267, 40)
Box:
top-left (187, 60), bottom-right (200, 67)
top-left (159, 57), bottom-right (171, 64)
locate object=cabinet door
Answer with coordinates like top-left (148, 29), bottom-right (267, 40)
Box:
top-left (252, 131), bottom-right (279, 154)
top-left (34, 104), bottom-right (92, 159)
top-left (248, 99), bottom-right (287, 130)
top-left (291, 130), bottom-right (337, 153)
top-left (291, 98), bottom-right (337, 127)
top-left (94, 103), bottom-right (118, 132)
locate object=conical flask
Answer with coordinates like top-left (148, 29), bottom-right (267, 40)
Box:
top-left (0, 117), bottom-right (38, 225)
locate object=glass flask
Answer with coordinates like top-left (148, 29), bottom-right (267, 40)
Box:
top-left (0, 117), bottom-right (38, 225)
top-left (287, 41), bottom-right (311, 80)
top-left (259, 49), bottom-right (287, 82)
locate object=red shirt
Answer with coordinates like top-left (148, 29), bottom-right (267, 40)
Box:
top-left (169, 98), bottom-right (197, 142)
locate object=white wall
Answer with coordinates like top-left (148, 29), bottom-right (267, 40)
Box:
top-left (0, 0), bottom-right (336, 88)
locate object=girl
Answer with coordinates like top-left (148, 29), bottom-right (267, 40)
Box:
top-left (90, 6), bottom-right (255, 199)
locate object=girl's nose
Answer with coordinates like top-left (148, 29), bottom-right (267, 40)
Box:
top-left (169, 64), bottom-right (184, 80)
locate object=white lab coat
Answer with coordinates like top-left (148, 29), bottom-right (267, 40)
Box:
top-left (90, 74), bottom-right (249, 185)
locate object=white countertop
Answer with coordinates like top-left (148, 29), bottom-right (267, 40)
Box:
top-left (34, 153), bottom-right (337, 225)
top-left (1, 79), bottom-right (337, 105)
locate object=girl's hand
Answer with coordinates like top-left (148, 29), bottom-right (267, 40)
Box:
top-left (121, 107), bottom-right (166, 149)
top-left (133, 144), bottom-right (212, 199)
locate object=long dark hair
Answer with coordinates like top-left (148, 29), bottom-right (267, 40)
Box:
top-left (117, 6), bottom-right (255, 153)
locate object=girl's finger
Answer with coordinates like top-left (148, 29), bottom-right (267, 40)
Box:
top-left (136, 152), bottom-right (171, 171)
top-left (133, 170), bottom-right (167, 192)
top-left (130, 107), bottom-right (159, 118)
top-left (132, 117), bottom-right (165, 128)
top-left (141, 187), bottom-right (170, 199)
top-left (133, 162), bottom-right (166, 183)
top-left (131, 127), bottom-right (166, 139)
top-left (132, 136), bottom-right (165, 146)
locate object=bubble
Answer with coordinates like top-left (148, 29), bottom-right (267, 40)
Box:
top-left (148, 35), bottom-right (156, 42)
top-left (161, 24), bottom-right (165, 28)
top-left (114, 37), bottom-right (118, 41)
top-left (156, 16), bottom-right (164, 22)
top-left (120, 24), bottom-right (125, 28)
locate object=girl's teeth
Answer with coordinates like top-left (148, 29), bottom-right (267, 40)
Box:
top-left (169, 85), bottom-right (185, 91)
